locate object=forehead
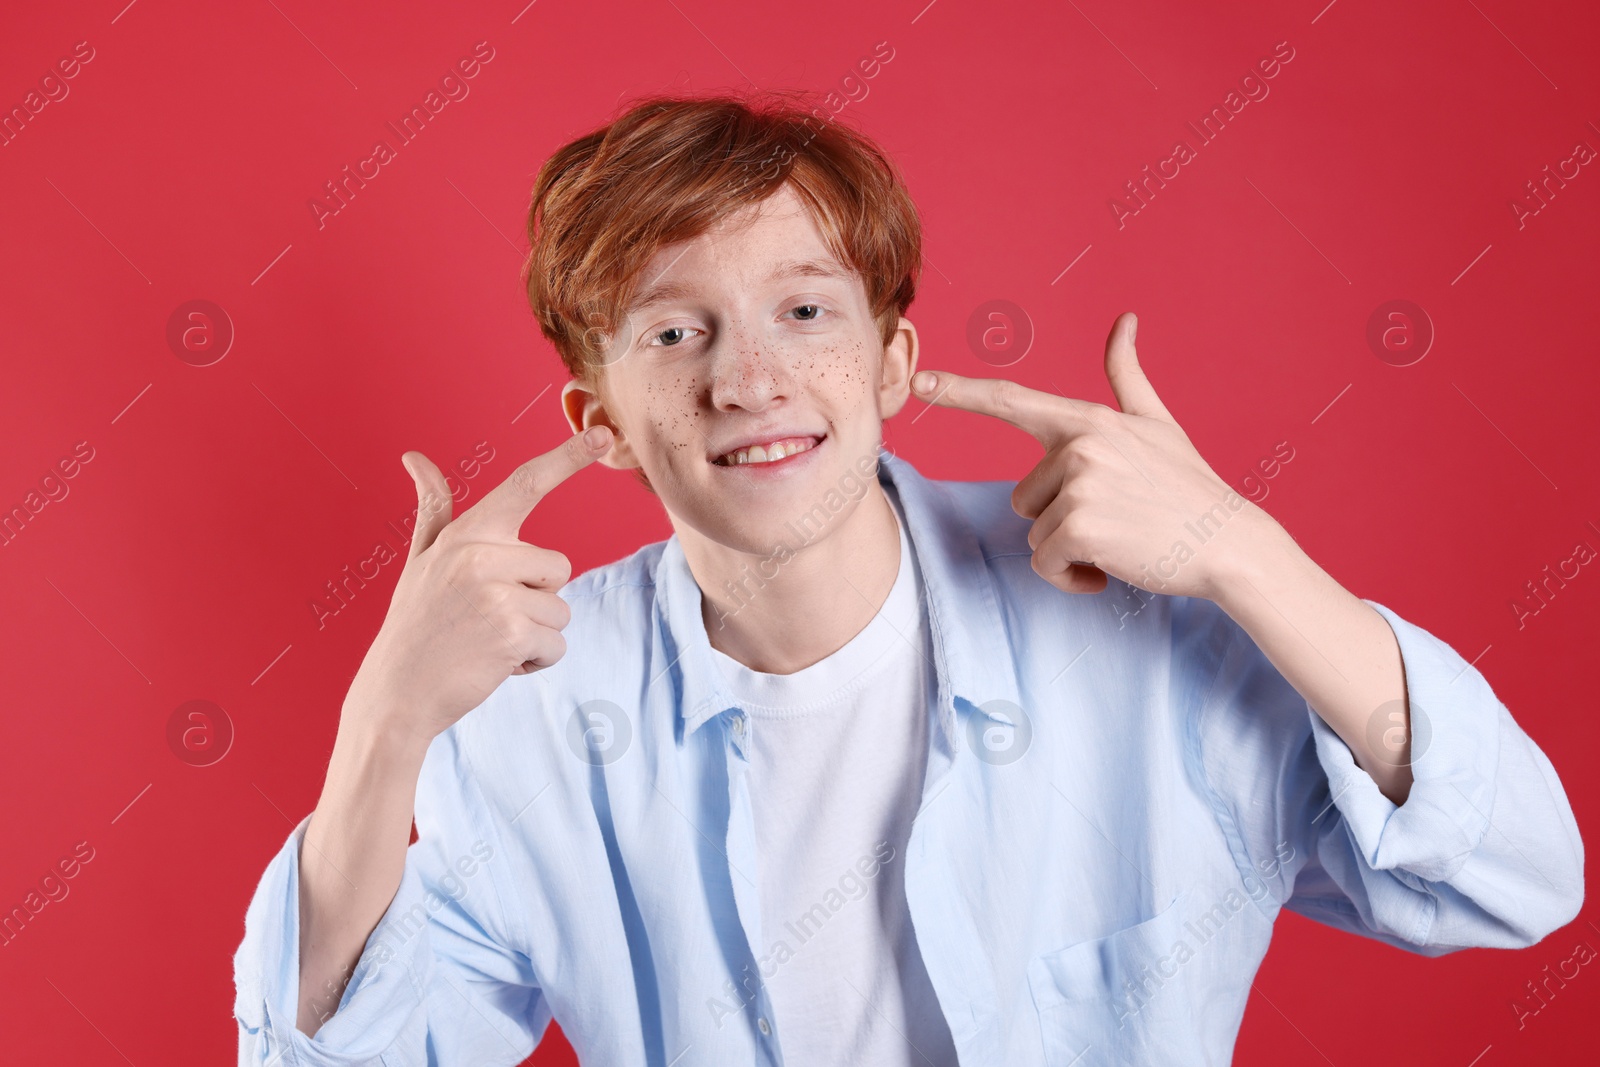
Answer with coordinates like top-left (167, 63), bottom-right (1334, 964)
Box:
top-left (626, 185), bottom-right (857, 313)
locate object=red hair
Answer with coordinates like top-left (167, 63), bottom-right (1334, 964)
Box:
top-left (523, 90), bottom-right (922, 379)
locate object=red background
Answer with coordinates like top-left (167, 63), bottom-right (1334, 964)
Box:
top-left (2, 0), bottom-right (1596, 1063)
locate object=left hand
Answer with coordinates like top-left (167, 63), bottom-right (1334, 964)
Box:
top-left (910, 312), bottom-right (1278, 600)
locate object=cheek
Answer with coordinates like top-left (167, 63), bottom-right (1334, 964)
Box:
top-left (640, 376), bottom-right (708, 455)
top-left (806, 339), bottom-right (873, 410)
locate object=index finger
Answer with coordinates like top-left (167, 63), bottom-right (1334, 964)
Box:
top-left (457, 426), bottom-right (613, 538)
top-left (909, 370), bottom-right (1091, 445)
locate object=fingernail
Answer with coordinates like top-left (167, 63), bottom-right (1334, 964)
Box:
top-left (584, 426), bottom-right (609, 448)
top-left (1128, 314), bottom-right (1138, 342)
top-left (912, 371), bottom-right (936, 393)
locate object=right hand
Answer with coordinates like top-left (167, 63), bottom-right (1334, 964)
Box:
top-left (344, 426), bottom-right (614, 742)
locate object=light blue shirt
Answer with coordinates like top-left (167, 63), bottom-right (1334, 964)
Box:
top-left (234, 451), bottom-right (1584, 1066)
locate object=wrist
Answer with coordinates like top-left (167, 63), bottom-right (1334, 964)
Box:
top-left (1200, 503), bottom-right (1301, 610)
top-left (336, 685), bottom-right (436, 769)
top-left (309, 703), bottom-right (431, 864)
top-left (341, 662), bottom-right (439, 750)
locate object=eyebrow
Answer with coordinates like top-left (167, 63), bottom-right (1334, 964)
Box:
top-left (626, 258), bottom-right (856, 315)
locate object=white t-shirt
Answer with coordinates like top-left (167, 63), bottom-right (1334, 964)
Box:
top-left (709, 492), bottom-right (959, 1067)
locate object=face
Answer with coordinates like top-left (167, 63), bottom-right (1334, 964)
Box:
top-left (562, 183), bottom-right (919, 556)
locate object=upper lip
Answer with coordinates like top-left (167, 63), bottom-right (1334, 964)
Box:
top-left (708, 430), bottom-right (825, 462)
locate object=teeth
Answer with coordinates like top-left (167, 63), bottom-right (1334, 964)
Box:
top-left (719, 438), bottom-right (815, 466)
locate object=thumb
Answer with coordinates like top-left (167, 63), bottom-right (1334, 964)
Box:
top-left (1104, 313), bottom-right (1174, 422)
top-left (400, 451), bottom-right (454, 559)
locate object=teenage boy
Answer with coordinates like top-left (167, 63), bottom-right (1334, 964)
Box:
top-left (235, 95), bottom-right (1583, 1067)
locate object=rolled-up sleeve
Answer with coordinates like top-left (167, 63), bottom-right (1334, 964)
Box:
top-left (1292, 599), bottom-right (1584, 952)
top-left (233, 726), bottom-right (550, 1066)
top-left (1183, 595), bottom-right (1584, 957)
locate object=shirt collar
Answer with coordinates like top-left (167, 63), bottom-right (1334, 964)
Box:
top-left (654, 448), bottom-right (1023, 743)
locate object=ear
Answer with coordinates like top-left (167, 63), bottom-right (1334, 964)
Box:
top-left (561, 377), bottom-right (640, 471)
top-left (877, 316), bottom-right (920, 420)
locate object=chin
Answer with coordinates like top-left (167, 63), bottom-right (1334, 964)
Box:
top-left (732, 484), bottom-right (877, 557)
top-left (682, 498), bottom-right (817, 557)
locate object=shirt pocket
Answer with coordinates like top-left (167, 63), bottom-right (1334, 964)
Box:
top-left (1027, 891), bottom-right (1202, 1067)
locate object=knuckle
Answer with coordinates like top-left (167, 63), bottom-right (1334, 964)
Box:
top-left (431, 520), bottom-right (462, 551)
top-left (497, 614), bottom-right (527, 648)
top-left (506, 616), bottom-right (540, 657)
top-left (990, 379), bottom-right (1022, 415)
top-left (508, 462), bottom-right (545, 502)
top-left (1058, 510), bottom-right (1095, 548)
top-left (528, 589), bottom-right (571, 629)
top-left (532, 629), bottom-right (567, 667)
top-left (521, 550), bottom-right (571, 589)
top-left (1056, 504), bottom-right (1085, 534)
top-left (456, 542), bottom-right (490, 580)
top-left (1009, 483), bottom-right (1031, 516)
top-left (1056, 440), bottom-right (1090, 473)
top-left (1060, 479), bottom-right (1095, 511)
top-left (1030, 551), bottom-right (1060, 581)
top-left (1083, 400), bottom-right (1116, 424)
top-left (1071, 433), bottom-right (1111, 465)
top-left (1034, 537), bottom-right (1082, 580)
top-left (474, 590), bottom-right (514, 631)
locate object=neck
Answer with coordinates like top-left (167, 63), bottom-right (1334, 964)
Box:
top-left (681, 482), bottom-right (902, 675)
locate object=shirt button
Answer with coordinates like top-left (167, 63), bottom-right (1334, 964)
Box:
top-left (757, 1016), bottom-right (771, 1036)
top-left (732, 716), bottom-right (746, 737)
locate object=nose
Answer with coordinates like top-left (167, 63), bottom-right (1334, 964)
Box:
top-left (709, 328), bottom-right (793, 412)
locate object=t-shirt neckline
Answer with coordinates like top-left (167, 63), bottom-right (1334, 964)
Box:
top-left (708, 490), bottom-right (923, 715)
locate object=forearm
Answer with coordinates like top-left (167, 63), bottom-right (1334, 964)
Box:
top-left (296, 691), bottom-right (433, 1036)
top-left (1205, 508), bottom-right (1414, 804)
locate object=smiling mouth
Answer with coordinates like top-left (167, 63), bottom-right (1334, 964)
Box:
top-left (713, 435), bottom-right (823, 467)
